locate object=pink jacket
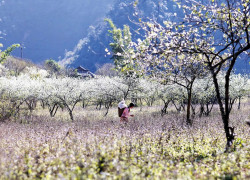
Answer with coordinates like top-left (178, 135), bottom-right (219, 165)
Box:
top-left (121, 107), bottom-right (130, 118)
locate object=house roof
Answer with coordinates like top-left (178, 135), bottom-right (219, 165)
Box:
top-left (76, 66), bottom-right (89, 71)
top-left (74, 66), bottom-right (95, 78)
top-left (75, 66), bottom-right (90, 73)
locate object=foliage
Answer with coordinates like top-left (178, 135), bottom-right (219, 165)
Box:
top-left (0, 73), bottom-right (249, 122)
top-left (0, 44), bottom-right (20, 64)
top-left (44, 59), bottom-right (61, 77)
top-left (105, 18), bottom-right (136, 75)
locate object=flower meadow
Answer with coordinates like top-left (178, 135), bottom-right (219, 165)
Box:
top-left (0, 104), bottom-right (249, 179)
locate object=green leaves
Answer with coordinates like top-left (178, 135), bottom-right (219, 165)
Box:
top-left (106, 19), bottom-right (137, 76)
top-left (45, 59), bottom-right (61, 75)
top-left (0, 43), bottom-right (20, 64)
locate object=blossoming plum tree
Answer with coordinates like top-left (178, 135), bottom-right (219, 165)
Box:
top-left (107, 0), bottom-right (249, 149)
top-left (172, 0), bottom-right (250, 150)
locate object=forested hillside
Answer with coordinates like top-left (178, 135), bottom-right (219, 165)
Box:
top-left (0, 0), bottom-right (114, 63)
top-left (60, 0), bottom-right (178, 71)
top-left (62, 0), bottom-right (249, 73)
top-left (1, 0), bottom-right (248, 72)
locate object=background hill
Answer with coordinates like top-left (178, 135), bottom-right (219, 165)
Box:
top-left (58, 0), bottom-right (250, 73)
top-left (0, 0), bottom-right (114, 64)
top-left (1, 0), bottom-right (249, 73)
top-left (59, 0), bottom-right (178, 71)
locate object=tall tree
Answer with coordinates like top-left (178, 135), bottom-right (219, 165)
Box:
top-left (111, 0), bottom-right (249, 150)
top-left (105, 18), bottom-right (135, 75)
top-left (130, 0), bottom-right (249, 150)
top-left (173, 0), bottom-right (250, 150)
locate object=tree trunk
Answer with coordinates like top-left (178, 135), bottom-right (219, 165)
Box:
top-left (172, 100), bottom-right (182, 112)
top-left (238, 97), bottom-right (241, 110)
top-left (161, 100), bottom-right (170, 116)
top-left (199, 104), bottom-right (204, 117)
top-left (211, 68), bottom-right (235, 152)
top-left (104, 101), bottom-right (113, 116)
top-left (224, 63), bottom-right (236, 151)
top-left (69, 110), bottom-right (74, 121)
top-left (139, 98), bottom-right (143, 111)
top-left (205, 103), bottom-right (214, 116)
top-left (49, 104), bottom-right (59, 117)
top-left (64, 102), bottom-right (78, 122)
top-left (186, 88), bottom-right (192, 125)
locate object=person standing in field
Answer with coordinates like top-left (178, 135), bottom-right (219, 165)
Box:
top-left (120, 102), bottom-right (135, 123)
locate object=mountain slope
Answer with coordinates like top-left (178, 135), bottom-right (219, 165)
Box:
top-left (64, 0), bottom-right (249, 73)
top-left (0, 0), bottom-right (114, 63)
top-left (61, 0), bottom-right (176, 71)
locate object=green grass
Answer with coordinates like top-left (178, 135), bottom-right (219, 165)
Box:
top-left (0, 104), bottom-right (249, 179)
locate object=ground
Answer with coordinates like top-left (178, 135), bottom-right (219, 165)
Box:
top-left (0, 103), bottom-right (249, 179)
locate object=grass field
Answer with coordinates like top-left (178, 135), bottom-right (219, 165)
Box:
top-left (0, 103), bottom-right (249, 179)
